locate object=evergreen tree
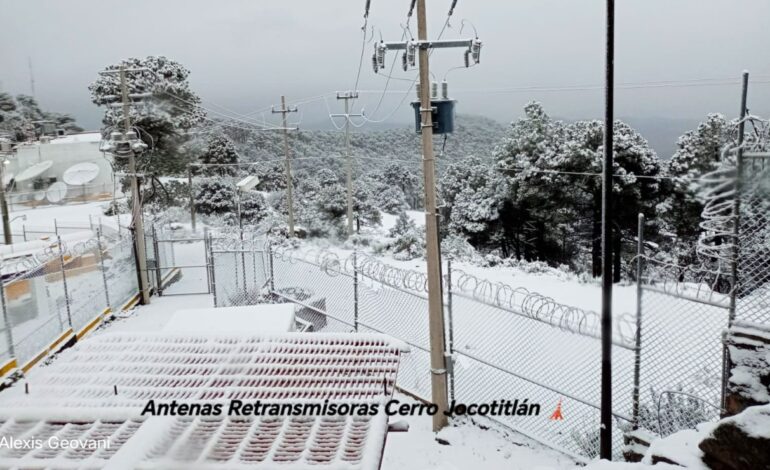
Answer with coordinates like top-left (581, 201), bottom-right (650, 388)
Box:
top-left (198, 134), bottom-right (239, 176)
top-left (89, 56), bottom-right (205, 175)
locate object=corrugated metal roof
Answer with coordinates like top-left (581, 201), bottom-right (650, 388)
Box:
top-left (0, 333), bottom-right (407, 469)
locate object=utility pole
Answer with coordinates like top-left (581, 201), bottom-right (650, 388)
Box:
top-left (119, 66), bottom-right (151, 305)
top-left (333, 91), bottom-right (362, 236)
top-left (0, 141), bottom-right (13, 245)
top-left (600, 0), bottom-right (615, 460)
top-left (416, 0), bottom-right (449, 432)
top-left (272, 96), bottom-right (298, 237)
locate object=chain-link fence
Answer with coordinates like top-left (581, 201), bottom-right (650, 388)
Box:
top-left (0, 230), bottom-right (140, 370)
top-left (208, 238), bottom-right (639, 460)
top-left (736, 156), bottom-right (770, 324)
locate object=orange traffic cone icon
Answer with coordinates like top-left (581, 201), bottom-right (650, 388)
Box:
top-left (550, 399), bottom-right (564, 421)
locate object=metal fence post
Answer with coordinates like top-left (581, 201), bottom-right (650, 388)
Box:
top-left (204, 227), bottom-right (212, 294)
top-left (151, 225), bottom-right (162, 296)
top-left (96, 228), bottom-right (111, 311)
top-left (0, 278), bottom-right (16, 360)
top-left (446, 257), bottom-right (455, 403)
top-left (209, 231), bottom-right (218, 307)
top-left (632, 213), bottom-right (644, 429)
top-left (268, 242), bottom-right (275, 293)
top-left (57, 235), bottom-right (73, 328)
top-left (22, 224), bottom-right (27, 242)
top-left (353, 250), bottom-right (359, 332)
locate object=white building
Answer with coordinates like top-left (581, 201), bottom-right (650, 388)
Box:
top-left (7, 132), bottom-right (116, 207)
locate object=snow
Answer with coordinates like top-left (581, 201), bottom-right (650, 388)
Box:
top-left (50, 132), bottom-right (103, 144)
top-left (643, 424), bottom-right (713, 469)
top-left (721, 403), bottom-right (770, 439)
top-left (162, 304), bottom-right (296, 334)
top-left (382, 411), bottom-right (575, 470)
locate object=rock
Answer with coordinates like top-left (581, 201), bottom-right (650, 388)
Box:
top-left (623, 428), bottom-right (656, 463)
top-left (699, 404), bottom-right (770, 470)
top-left (724, 321), bottom-right (770, 416)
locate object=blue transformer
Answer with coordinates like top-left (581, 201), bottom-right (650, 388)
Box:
top-left (411, 99), bottom-right (456, 134)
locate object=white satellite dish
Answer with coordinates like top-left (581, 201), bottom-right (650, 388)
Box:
top-left (63, 162), bottom-right (100, 185)
top-left (33, 191), bottom-right (46, 201)
top-left (46, 182), bottom-right (68, 203)
top-left (15, 160), bottom-right (53, 183)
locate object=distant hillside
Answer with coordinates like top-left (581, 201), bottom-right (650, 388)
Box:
top-left (219, 114), bottom-right (507, 175)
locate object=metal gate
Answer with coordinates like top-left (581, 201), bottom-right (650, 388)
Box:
top-left (146, 225), bottom-right (212, 296)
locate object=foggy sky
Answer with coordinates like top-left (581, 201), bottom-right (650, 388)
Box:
top-left (1, 0), bottom-right (769, 132)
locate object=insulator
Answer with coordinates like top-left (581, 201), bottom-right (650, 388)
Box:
top-left (416, 82), bottom-right (421, 100)
top-left (376, 43), bottom-right (386, 69)
top-left (448, 0), bottom-right (458, 16)
top-left (464, 49), bottom-right (471, 68)
top-left (402, 51), bottom-right (408, 72)
top-left (441, 80), bottom-right (449, 100)
top-left (407, 41), bottom-right (417, 67)
top-left (364, 0), bottom-right (371, 18)
top-left (471, 40), bottom-right (482, 64)
top-left (407, 0), bottom-right (416, 18)
top-left (125, 130), bottom-right (138, 142)
top-left (431, 82), bottom-right (438, 98)
top-left (372, 53), bottom-right (379, 73)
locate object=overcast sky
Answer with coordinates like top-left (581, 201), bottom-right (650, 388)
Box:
top-left (1, 0), bottom-right (769, 131)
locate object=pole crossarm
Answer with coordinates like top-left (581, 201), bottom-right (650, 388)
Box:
top-left (382, 39), bottom-right (475, 50)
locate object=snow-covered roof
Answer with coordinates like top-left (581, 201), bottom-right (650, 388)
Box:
top-left (49, 132), bottom-right (103, 145)
top-left (0, 332), bottom-right (407, 469)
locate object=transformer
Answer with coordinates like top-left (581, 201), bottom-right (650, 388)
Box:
top-left (411, 80), bottom-right (456, 134)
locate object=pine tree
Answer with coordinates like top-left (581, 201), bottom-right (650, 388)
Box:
top-left (198, 135), bottom-right (240, 176)
top-left (89, 56), bottom-right (205, 175)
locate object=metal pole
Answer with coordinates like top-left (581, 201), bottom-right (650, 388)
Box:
top-left (268, 242), bottom-right (275, 293)
top-left (209, 231), bottom-right (218, 306)
top-left (446, 257), bottom-right (455, 403)
top-left (0, 276), bottom-right (15, 359)
top-left (120, 66), bottom-right (151, 305)
top-left (22, 224), bottom-right (27, 242)
top-left (353, 250), bottom-right (359, 332)
top-left (632, 213), bottom-right (644, 429)
top-left (151, 225), bottom-right (162, 296)
top-left (600, 0), bottom-right (616, 459)
top-left (188, 164), bottom-right (196, 232)
top-left (723, 71), bottom-right (749, 414)
top-left (416, 0), bottom-right (449, 432)
top-left (0, 158), bottom-right (12, 245)
top-left (54, 218), bottom-right (59, 236)
top-left (57, 235), bottom-right (73, 328)
top-left (96, 228), bottom-right (112, 310)
top-left (204, 227), bottom-right (212, 294)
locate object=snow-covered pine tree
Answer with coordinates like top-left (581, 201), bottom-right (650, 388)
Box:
top-left (198, 134), bottom-right (240, 177)
top-left (389, 210), bottom-right (424, 260)
top-left (89, 56), bottom-right (205, 175)
top-left (194, 178), bottom-right (235, 216)
top-left (660, 114), bottom-right (732, 265)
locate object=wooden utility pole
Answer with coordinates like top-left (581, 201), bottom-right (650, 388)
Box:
top-left (120, 66), bottom-right (151, 305)
top-left (416, 0), bottom-right (450, 432)
top-left (272, 96), bottom-right (298, 237)
top-left (600, 0), bottom-right (615, 459)
top-left (334, 91), bottom-right (361, 237)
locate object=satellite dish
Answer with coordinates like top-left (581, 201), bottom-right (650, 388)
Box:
top-left (33, 191), bottom-right (46, 201)
top-left (63, 162), bottom-right (100, 185)
top-left (46, 182), bottom-right (68, 203)
top-left (15, 160), bottom-right (53, 183)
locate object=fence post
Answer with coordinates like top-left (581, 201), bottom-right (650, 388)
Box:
top-left (96, 228), bottom-right (111, 311)
top-left (0, 278), bottom-right (16, 360)
top-left (445, 257), bottom-right (455, 403)
top-left (22, 224), bottom-right (27, 242)
top-left (57, 235), bottom-right (73, 328)
top-left (353, 250), bottom-right (359, 332)
top-left (632, 213), bottom-right (644, 429)
top-left (54, 218), bottom-right (59, 236)
top-left (204, 227), bottom-right (212, 294)
top-left (209, 231), bottom-right (218, 307)
top-left (151, 225), bottom-right (162, 296)
top-left (268, 242), bottom-right (275, 293)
